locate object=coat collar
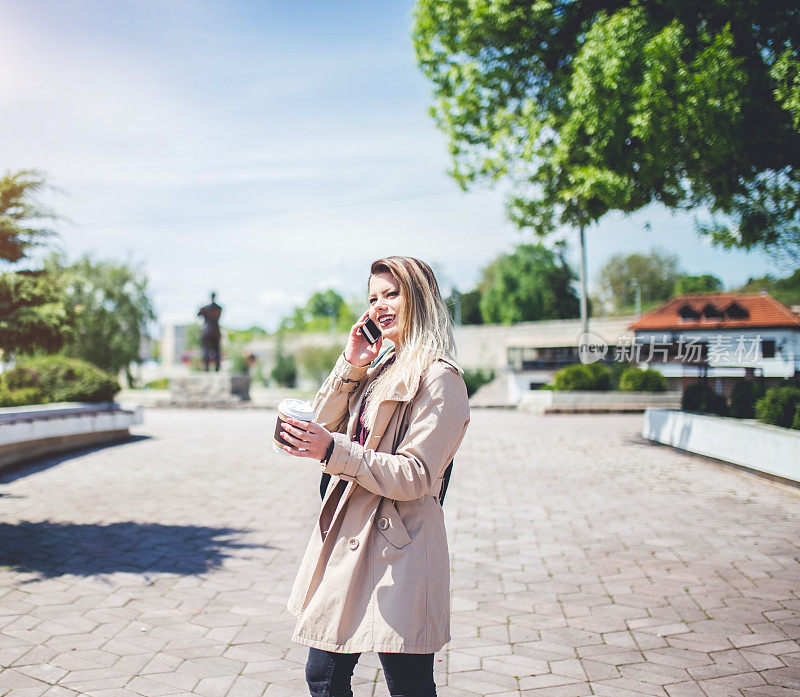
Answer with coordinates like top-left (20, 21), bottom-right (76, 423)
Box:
top-left (369, 346), bottom-right (462, 404)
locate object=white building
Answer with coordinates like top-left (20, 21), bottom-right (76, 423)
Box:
top-left (630, 292), bottom-right (800, 393)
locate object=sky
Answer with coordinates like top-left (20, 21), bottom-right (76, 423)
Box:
top-left (1, 0), bottom-right (779, 330)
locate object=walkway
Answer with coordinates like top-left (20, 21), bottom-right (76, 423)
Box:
top-left (1, 409), bottom-right (799, 696)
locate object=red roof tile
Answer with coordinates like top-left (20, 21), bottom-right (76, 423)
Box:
top-left (628, 292), bottom-right (800, 331)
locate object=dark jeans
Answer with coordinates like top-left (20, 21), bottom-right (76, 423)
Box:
top-left (305, 647), bottom-right (436, 697)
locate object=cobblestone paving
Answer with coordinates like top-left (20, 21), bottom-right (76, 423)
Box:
top-left (1, 409), bottom-right (799, 697)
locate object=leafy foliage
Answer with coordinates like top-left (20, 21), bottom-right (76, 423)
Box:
top-left (681, 382), bottom-right (728, 416)
top-left (44, 254), bottom-right (156, 384)
top-left (737, 269), bottom-right (800, 307)
top-left (0, 169), bottom-right (54, 264)
top-left (478, 243), bottom-right (579, 324)
top-left (462, 368), bottom-right (495, 398)
top-left (675, 274), bottom-right (724, 295)
top-left (279, 290), bottom-right (358, 333)
top-left (0, 170), bottom-right (69, 357)
top-left (552, 363), bottom-right (611, 391)
top-left (0, 270), bottom-right (69, 356)
top-left (597, 248), bottom-right (681, 312)
top-left (271, 342), bottom-right (297, 387)
top-left (755, 386), bottom-right (800, 429)
top-left (413, 2), bottom-right (800, 258)
top-left (729, 379), bottom-right (766, 419)
top-left (296, 345), bottom-right (342, 386)
top-left (0, 386), bottom-right (44, 407)
top-left (4, 355), bottom-right (120, 403)
top-left (618, 367), bottom-right (667, 392)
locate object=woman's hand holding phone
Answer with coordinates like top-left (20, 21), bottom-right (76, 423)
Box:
top-left (345, 310), bottom-right (382, 367)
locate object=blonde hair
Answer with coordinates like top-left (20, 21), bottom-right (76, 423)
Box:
top-left (363, 256), bottom-right (456, 429)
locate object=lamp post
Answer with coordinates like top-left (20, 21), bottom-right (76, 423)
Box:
top-left (631, 278), bottom-right (642, 319)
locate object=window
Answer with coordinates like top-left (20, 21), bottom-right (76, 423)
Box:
top-left (701, 303), bottom-right (724, 320)
top-left (761, 339), bottom-right (776, 358)
top-left (725, 302), bottom-right (749, 320)
top-left (678, 304), bottom-right (700, 321)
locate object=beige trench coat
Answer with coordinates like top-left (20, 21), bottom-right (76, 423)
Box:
top-left (287, 349), bottom-right (470, 654)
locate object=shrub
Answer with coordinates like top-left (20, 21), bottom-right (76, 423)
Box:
top-left (14, 356), bottom-right (120, 402)
top-left (0, 387), bottom-right (45, 407)
top-left (462, 368), bottom-right (495, 398)
top-left (618, 367), bottom-right (667, 392)
top-left (729, 380), bottom-right (765, 419)
top-left (271, 347), bottom-right (297, 388)
top-left (754, 386), bottom-right (800, 428)
top-left (297, 345), bottom-right (342, 385)
top-left (608, 361), bottom-right (631, 390)
top-left (3, 366), bottom-right (42, 392)
top-left (681, 382), bottom-right (728, 416)
top-left (793, 404), bottom-right (800, 430)
top-left (552, 363), bottom-right (611, 391)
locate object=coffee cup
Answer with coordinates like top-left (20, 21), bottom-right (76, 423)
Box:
top-left (273, 398), bottom-right (315, 455)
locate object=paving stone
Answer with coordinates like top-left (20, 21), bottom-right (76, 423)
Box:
top-left (1, 410), bottom-right (800, 696)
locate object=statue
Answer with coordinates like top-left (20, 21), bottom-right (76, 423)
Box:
top-left (197, 292), bottom-right (222, 372)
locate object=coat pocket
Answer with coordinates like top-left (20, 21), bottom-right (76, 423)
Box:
top-left (375, 499), bottom-right (412, 549)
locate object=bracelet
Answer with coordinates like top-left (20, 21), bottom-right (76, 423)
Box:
top-left (320, 438), bottom-right (335, 465)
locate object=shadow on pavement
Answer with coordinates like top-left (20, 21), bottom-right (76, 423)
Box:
top-left (0, 435), bottom-right (153, 484)
top-left (0, 520), bottom-right (267, 578)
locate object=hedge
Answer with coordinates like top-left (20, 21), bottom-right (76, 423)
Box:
top-left (618, 367), bottom-right (667, 392)
top-left (729, 379), bottom-right (765, 419)
top-left (552, 363), bottom-right (611, 391)
top-left (2, 356), bottom-right (120, 404)
top-left (681, 382), bottom-right (728, 416)
top-left (754, 386), bottom-right (800, 429)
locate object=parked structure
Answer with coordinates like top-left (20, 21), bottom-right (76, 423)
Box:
top-left (630, 292), bottom-right (800, 393)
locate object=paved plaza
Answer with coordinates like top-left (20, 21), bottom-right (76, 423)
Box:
top-left (1, 409), bottom-right (799, 697)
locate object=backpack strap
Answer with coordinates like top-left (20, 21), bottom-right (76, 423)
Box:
top-left (437, 461), bottom-right (453, 506)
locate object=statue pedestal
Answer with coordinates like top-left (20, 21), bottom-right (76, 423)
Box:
top-left (168, 373), bottom-right (251, 407)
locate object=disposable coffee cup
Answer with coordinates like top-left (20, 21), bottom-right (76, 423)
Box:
top-left (273, 398), bottom-right (315, 455)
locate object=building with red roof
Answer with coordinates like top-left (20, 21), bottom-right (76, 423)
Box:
top-left (628, 292), bottom-right (800, 392)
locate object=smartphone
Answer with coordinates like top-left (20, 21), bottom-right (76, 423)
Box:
top-left (360, 317), bottom-right (382, 345)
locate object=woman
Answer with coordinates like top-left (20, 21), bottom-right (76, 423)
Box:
top-left (278, 256), bottom-right (470, 697)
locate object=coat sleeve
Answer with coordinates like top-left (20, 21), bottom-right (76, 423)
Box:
top-left (322, 365), bottom-right (470, 501)
top-left (312, 352), bottom-right (368, 435)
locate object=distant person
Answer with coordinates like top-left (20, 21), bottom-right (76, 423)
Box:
top-left (197, 292), bottom-right (222, 372)
top-left (277, 257), bottom-right (471, 697)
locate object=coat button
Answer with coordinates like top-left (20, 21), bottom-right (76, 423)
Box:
top-left (348, 538), bottom-right (359, 550)
top-left (377, 517), bottom-right (389, 530)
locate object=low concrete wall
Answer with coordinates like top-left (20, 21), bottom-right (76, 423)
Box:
top-left (642, 408), bottom-right (800, 484)
top-left (0, 402), bottom-right (144, 470)
top-left (520, 391), bottom-right (681, 414)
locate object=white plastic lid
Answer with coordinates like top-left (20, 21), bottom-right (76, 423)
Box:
top-left (277, 398), bottom-right (315, 421)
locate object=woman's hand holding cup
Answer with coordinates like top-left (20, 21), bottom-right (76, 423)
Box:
top-left (280, 417), bottom-right (334, 461)
top-left (344, 310), bottom-right (382, 367)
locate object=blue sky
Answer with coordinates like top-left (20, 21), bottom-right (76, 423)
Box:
top-left (1, 0), bottom-right (777, 329)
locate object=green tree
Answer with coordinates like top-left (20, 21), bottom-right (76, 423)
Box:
top-left (413, 2), bottom-right (800, 327)
top-left (478, 243), bottom-right (579, 324)
top-left (0, 170), bottom-right (68, 358)
top-left (675, 274), bottom-right (724, 295)
top-left (0, 169), bottom-right (54, 263)
top-left (597, 249), bottom-right (681, 312)
top-left (738, 269), bottom-right (800, 306)
top-left (0, 270), bottom-right (69, 357)
top-left (279, 289), bottom-right (357, 333)
top-left (45, 254), bottom-right (156, 385)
